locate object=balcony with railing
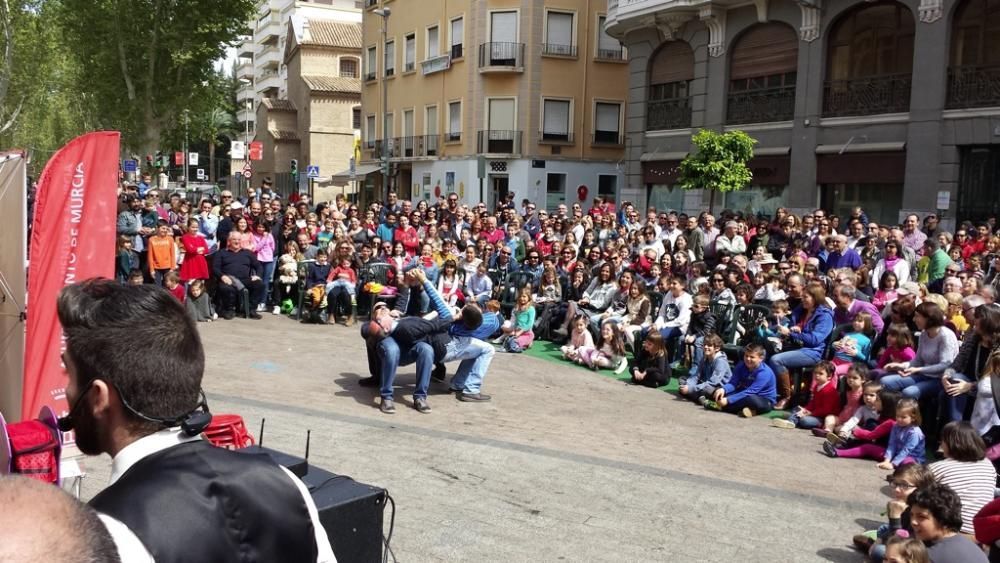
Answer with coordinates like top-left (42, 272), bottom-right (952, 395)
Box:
top-left (822, 73), bottom-right (912, 118)
top-left (946, 64), bottom-right (1000, 110)
top-left (256, 71), bottom-right (281, 95)
top-left (478, 42), bottom-right (525, 73)
top-left (237, 59), bottom-right (254, 80)
top-left (542, 43), bottom-right (577, 58)
top-left (421, 54), bottom-right (451, 75)
top-left (727, 85), bottom-right (796, 125)
top-left (592, 131), bottom-right (625, 147)
top-left (606, 0), bottom-right (682, 38)
top-left (386, 135), bottom-right (442, 158)
top-left (256, 46), bottom-right (280, 70)
top-left (477, 130), bottom-right (522, 154)
top-left (595, 46), bottom-right (627, 62)
top-left (647, 97), bottom-right (691, 130)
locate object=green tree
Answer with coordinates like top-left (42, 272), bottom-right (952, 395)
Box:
top-left (677, 129), bottom-right (757, 214)
top-left (56, 0), bottom-right (255, 157)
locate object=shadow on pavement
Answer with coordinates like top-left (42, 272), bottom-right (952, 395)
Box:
top-left (816, 546), bottom-right (864, 562)
top-left (854, 517), bottom-right (882, 530)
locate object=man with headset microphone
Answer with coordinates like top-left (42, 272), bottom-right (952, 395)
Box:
top-left (56, 279), bottom-right (336, 563)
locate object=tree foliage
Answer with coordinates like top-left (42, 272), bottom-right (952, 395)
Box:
top-left (677, 129), bottom-right (756, 196)
top-left (56, 0), bottom-right (254, 156)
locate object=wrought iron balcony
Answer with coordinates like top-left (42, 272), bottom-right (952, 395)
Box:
top-left (946, 64), bottom-right (1000, 110)
top-left (421, 134), bottom-right (440, 156)
top-left (478, 42), bottom-right (525, 72)
top-left (647, 97), bottom-right (691, 130)
top-left (726, 85), bottom-right (796, 125)
top-left (364, 71), bottom-right (376, 82)
top-left (596, 47), bottom-right (627, 61)
top-left (543, 43), bottom-right (577, 57)
top-left (451, 44), bottom-right (464, 59)
top-left (374, 139), bottom-right (400, 159)
top-left (477, 130), bottom-right (522, 154)
top-left (592, 131), bottom-right (625, 146)
top-left (822, 73), bottom-right (912, 118)
top-left (446, 131), bottom-right (461, 143)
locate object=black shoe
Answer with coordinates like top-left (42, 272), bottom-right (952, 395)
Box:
top-left (822, 441), bottom-right (839, 458)
top-left (432, 363), bottom-right (446, 382)
top-left (249, 312), bottom-right (263, 320)
top-left (413, 398), bottom-right (432, 413)
top-left (458, 392), bottom-right (492, 402)
top-left (358, 376), bottom-right (379, 388)
top-left (221, 310), bottom-right (236, 320)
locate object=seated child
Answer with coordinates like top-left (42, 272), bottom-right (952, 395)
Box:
top-left (813, 364), bottom-right (867, 437)
top-left (828, 379), bottom-right (883, 445)
top-left (561, 314), bottom-right (595, 362)
top-left (852, 464), bottom-right (935, 560)
top-left (831, 312), bottom-right (873, 376)
top-left (825, 397), bottom-right (925, 469)
top-left (498, 287), bottom-right (535, 353)
top-left (771, 361), bottom-right (841, 430)
top-left (679, 333), bottom-right (731, 403)
top-left (704, 343), bottom-right (776, 418)
top-left (630, 331), bottom-right (669, 388)
top-left (757, 299), bottom-right (792, 356)
top-left (872, 324), bottom-right (916, 379)
top-left (164, 271), bottom-right (185, 303)
top-left (575, 320), bottom-right (627, 373)
top-left (681, 294), bottom-right (716, 369)
top-left (185, 279), bottom-right (216, 322)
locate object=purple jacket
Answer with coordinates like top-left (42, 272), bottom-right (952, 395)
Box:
top-left (834, 299), bottom-right (884, 336)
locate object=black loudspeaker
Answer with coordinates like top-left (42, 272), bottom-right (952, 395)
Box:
top-left (302, 466), bottom-right (386, 563)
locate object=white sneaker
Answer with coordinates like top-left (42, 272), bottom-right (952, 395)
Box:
top-left (272, 306), bottom-right (280, 315)
top-left (614, 357), bottom-right (629, 375)
top-left (211, 313), bottom-right (219, 320)
top-left (256, 303), bottom-right (266, 312)
top-left (770, 419), bottom-right (796, 429)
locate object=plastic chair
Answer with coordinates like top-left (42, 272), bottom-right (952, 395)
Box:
top-left (202, 414), bottom-right (255, 450)
top-left (722, 304), bottom-right (771, 362)
top-left (499, 271), bottom-right (536, 316)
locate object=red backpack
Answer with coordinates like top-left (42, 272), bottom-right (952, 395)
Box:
top-left (0, 407), bottom-right (62, 484)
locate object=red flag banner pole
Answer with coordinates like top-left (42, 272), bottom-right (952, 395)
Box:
top-left (22, 131), bottom-right (121, 422)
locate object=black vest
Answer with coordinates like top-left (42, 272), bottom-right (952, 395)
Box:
top-left (90, 440), bottom-right (318, 563)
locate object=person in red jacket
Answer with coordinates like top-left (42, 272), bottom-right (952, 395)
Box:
top-left (394, 215), bottom-right (420, 257)
top-left (178, 218), bottom-right (210, 283)
top-left (771, 361), bottom-right (842, 429)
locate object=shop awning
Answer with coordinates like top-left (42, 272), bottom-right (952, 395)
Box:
top-left (329, 163), bottom-right (381, 183)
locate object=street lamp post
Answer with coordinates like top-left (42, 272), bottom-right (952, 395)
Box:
top-left (183, 110), bottom-right (189, 186)
top-left (374, 7), bottom-right (391, 201)
top-left (239, 78), bottom-right (253, 195)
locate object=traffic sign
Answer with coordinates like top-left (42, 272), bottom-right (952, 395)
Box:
top-left (231, 141), bottom-right (246, 160)
top-left (188, 152), bottom-right (199, 166)
top-left (306, 165), bottom-right (320, 178)
top-left (349, 158), bottom-right (356, 179)
top-left (196, 168), bottom-right (205, 180)
top-left (123, 159), bottom-right (137, 173)
top-left (243, 169), bottom-right (252, 179)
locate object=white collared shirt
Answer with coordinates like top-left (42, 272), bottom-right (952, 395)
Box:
top-left (100, 428), bottom-right (336, 563)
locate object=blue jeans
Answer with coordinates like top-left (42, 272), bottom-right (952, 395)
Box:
top-left (880, 373), bottom-right (943, 400)
top-left (940, 372), bottom-right (974, 422)
top-left (788, 412), bottom-right (823, 429)
top-left (446, 337), bottom-right (496, 394)
top-left (260, 261), bottom-right (275, 305)
top-left (379, 337), bottom-right (434, 400)
top-left (768, 349), bottom-right (819, 376)
top-left (723, 395), bottom-right (773, 415)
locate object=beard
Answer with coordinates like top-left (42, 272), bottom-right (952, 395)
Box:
top-left (71, 404), bottom-right (103, 456)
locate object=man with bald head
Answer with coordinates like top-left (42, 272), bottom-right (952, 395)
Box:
top-left (0, 475), bottom-right (131, 562)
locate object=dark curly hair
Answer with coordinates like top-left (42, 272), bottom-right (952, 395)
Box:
top-left (906, 482), bottom-right (964, 533)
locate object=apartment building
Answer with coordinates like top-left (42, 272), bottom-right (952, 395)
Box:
top-left (360, 0), bottom-right (629, 210)
top-left (607, 0), bottom-right (1000, 225)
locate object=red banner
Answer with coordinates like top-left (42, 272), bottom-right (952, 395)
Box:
top-left (22, 131), bottom-right (120, 421)
top-left (249, 141), bottom-right (263, 161)
top-left (174, 151), bottom-right (184, 166)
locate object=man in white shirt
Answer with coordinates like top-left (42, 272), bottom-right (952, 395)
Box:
top-left (56, 280), bottom-right (336, 563)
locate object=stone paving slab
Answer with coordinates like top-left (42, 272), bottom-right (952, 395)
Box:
top-left (77, 316), bottom-right (883, 562)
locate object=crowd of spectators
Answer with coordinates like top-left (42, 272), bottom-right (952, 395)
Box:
top-left (114, 172), bottom-right (1000, 560)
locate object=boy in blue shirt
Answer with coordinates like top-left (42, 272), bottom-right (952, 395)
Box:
top-left (706, 343), bottom-right (777, 418)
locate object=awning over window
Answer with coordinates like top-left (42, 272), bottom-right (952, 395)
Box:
top-left (329, 163), bottom-right (381, 183)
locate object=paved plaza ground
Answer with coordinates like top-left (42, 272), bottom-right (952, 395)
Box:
top-left (77, 316), bottom-right (894, 562)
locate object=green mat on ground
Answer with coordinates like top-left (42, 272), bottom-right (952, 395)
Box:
top-left (517, 340), bottom-right (787, 419)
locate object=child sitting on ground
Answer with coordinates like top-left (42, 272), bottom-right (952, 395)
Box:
top-left (576, 320), bottom-right (627, 373)
top-left (872, 324), bottom-right (916, 379)
top-left (679, 333), bottom-right (731, 403)
top-left (185, 279), bottom-right (216, 322)
top-left (772, 361), bottom-right (842, 430)
top-left (828, 379), bottom-right (883, 445)
top-left (620, 279), bottom-right (652, 349)
top-left (630, 331), bottom-right (669, 388)
top-left (498, 287), bottom-right (535, 353)
top-left (831, 312), bottom-right (873, 376)
top-left (561, 314), bottom-right (595, 362)
top-left (824, 397), bottom-right (924, 469)
top-left (164, 271), bottom-right (185, 303)
top-left (813, 363), bottom-right (867, 438)
top-left (127, 269), bottom-right (145, 286)
top-left (852, 464), bottom-right (935, 559)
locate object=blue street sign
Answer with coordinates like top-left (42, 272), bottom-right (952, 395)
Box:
top-left (123, 159), bottom-right (137, 172)
top-left (306, 165), bottom-right (320, 178)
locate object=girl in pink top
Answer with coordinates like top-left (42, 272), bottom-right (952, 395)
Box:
top-left (252, 221), bottom-right (276, 312)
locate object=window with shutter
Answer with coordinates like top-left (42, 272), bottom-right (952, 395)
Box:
top-left (427, 26), bottom-right (440, 58)
top-left (448, 102), bottom-right (461, 141)
top-left (366, 47), bottom-right (377, 80)
top-left (594, 102), bottom-right (621, 144)
top-left (405, 35), bottom-right (415, 71)
top-left (596, 16), bottom-right (622, 59)
top-left (384, 41), bottom-right (395, 76)
top-left (450, 17), bottom-right (464, 59)
top-left (542, 99), bottom-right (571, 142)
top-left (545, 12), bottom-right (574, 56)
top-left (727, 23), bottom-right (798, 124)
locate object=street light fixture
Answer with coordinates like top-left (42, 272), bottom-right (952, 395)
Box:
top-left (239, 77), bottom-right (254, 193)
top-left (374, 7), bottom-right (391, 200)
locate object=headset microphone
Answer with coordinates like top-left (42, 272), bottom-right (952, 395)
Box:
top-left (56, 379), bottom-right (212, 437)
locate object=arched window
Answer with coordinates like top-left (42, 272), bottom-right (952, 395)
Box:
top-left (947, 0), bottom-right (1000, 108)
top-left (823, 3), bottom-right (914, 117)
top-left (647, 41), bottom-right (693, 130)
top-left (726, 23), bottom-right (798, 124)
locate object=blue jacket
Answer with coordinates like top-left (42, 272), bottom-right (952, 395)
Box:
top-left (722, 361), bottom-right (777, 405)
top-left (422, 279), bottom-right (499, 340)
top-left (885, 425), bottom-right (926, 467)
top-left (687, 352), bottom-right (732, 392)
top-left (787, 305), bottom-right (834, 360)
